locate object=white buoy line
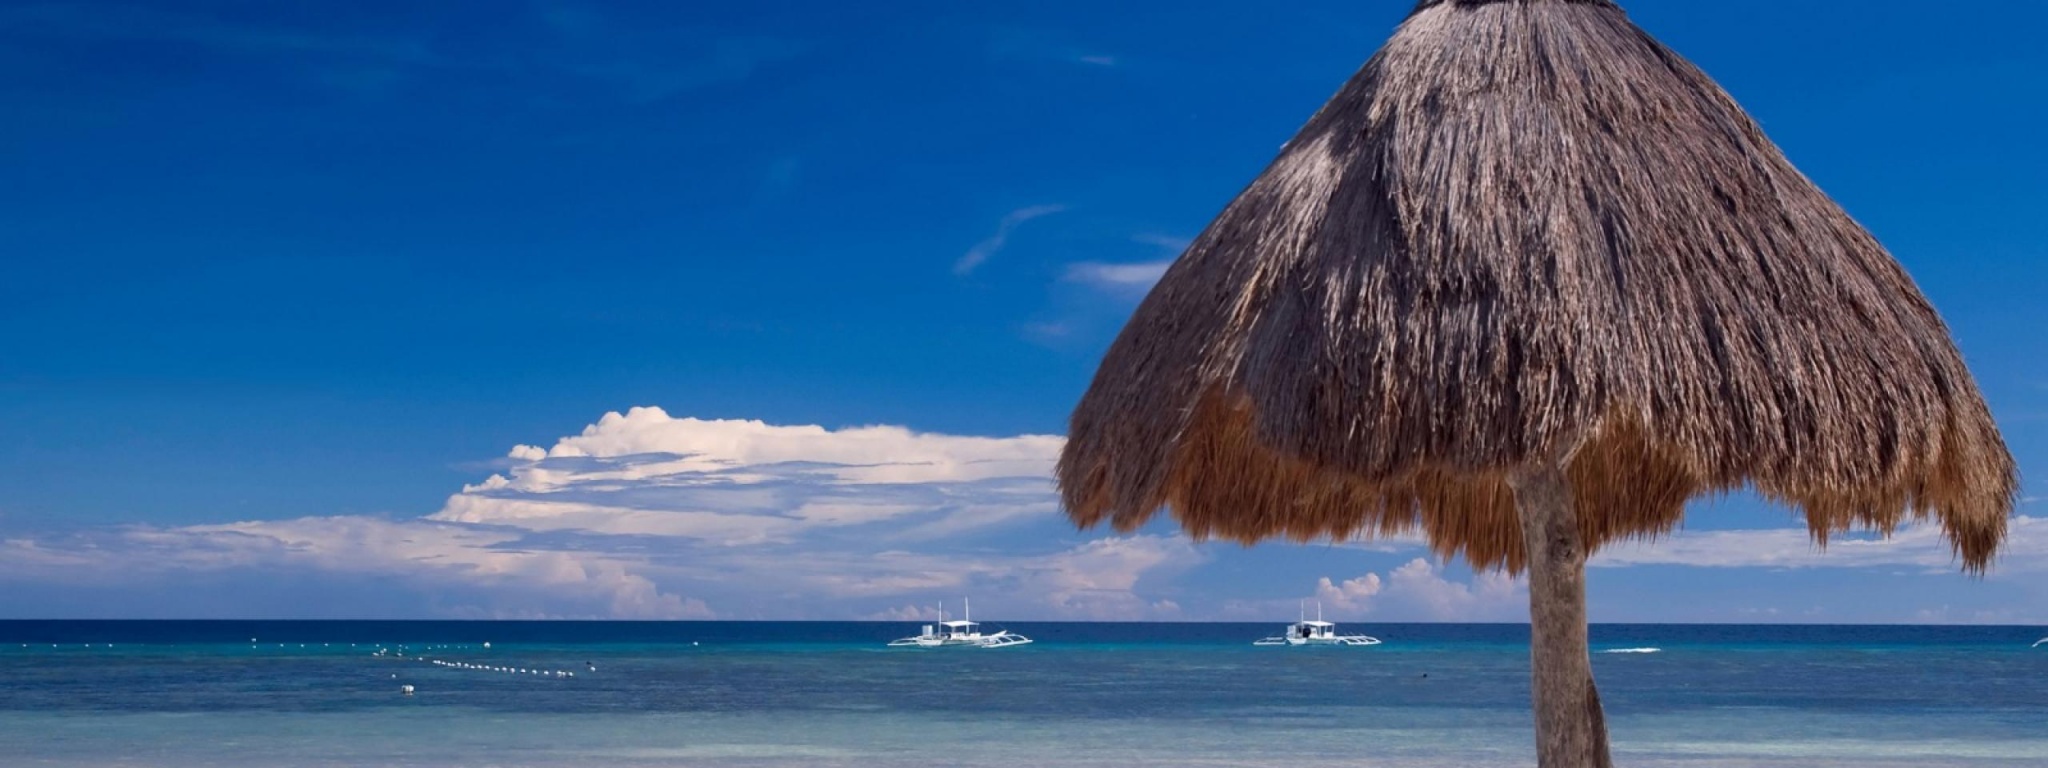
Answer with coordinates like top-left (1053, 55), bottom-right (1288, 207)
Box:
top-left (360, 644), bottom-right (489, 659)
top-left (415, 658), bottom-right (579, 678)
top-left (12, 643), bottom-right (118, 649)
top-left (368, 643), bottom-right (580, 680)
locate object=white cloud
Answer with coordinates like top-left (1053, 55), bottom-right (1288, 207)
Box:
top-left (1381, 559), bottom-right (1525, 621)
top-left (1314, 573), bottom-right (1383, 613)
top-left (1131, 233), bottom-right (1191, 251)
top-left (954, 204), bottom-right (1067, 275)
top-left (867, 603), bottom-right (943, 621)
top-left (0, 408), bottom-right (1208, 621)
top-left (1325, 514), bottom-right (2048, 577)
top-left (429, 407), bottom-right (1063, 545)
top-left (1060, 232), bottom-right (1184, 294)
top-left (1593, 516), bottom-right (2048, 574)
top-left (0, 517), bottom-right (711, 620)
top-left (508, 406), bottom-right (1060, 484)
top-left (684, 534), bottom-right (1202, 620)
top-left (1241, 559), bottom-right (1525, 623)
top-left (1063, 260), bottom-right (1172, 292)
top-left (1025, 536), bottom-right (1201, 619)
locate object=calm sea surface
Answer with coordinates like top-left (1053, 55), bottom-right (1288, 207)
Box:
top-left (1, 622), bottom-right (2042, 767)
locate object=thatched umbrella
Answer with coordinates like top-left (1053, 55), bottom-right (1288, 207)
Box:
top-left (1057, 0), bottom-right (2016, 765)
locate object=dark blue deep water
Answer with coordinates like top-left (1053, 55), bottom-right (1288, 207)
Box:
top-left (2, 622), bottom-right (2043, 766)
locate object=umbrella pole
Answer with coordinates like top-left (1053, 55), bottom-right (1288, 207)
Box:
top-left (1511, 462), bottom-right (1614, 768)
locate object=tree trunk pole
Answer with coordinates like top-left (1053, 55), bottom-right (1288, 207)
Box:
top-left (1510, 463), bottom-right (1613, 768)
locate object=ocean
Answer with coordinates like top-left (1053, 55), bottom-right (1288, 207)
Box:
top-left (1, 622), bottom-right (2042, 767)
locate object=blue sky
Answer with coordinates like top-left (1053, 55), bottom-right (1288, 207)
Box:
top-left (1, 0), bottom-right (2043, 622)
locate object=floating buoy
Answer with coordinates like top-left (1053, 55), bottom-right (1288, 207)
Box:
top-left (482, 642), bottom-right (491, 649)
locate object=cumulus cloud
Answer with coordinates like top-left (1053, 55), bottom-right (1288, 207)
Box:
top-left (1219, 558), bottom-right (1523, 623)
top-left (1314, 573), bottom-right (1383, 612)
top-left (0, 407), bottom-right (1207, 620)
top-left (1024, 536), bottom-right (1201, 620)
top-left (1384, 559), bottom-right (1525, 620)
top-left (1304, 559), bottom-right (1524, 622)
top-left (954, 204), bottom-right (1067, 275)
top-left (503, 406), bottom-right (1060, 482)
top-left (431, 407), bottom-right (1063, 546)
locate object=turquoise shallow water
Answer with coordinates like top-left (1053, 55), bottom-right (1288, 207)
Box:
top-left (1, 622), bottom-right (2043, 767)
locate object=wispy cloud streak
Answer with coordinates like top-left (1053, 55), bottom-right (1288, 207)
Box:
top-left (1064, 261), bottom-right (1171, 291)
top-left (955, 205), bottom-right (1067, 275)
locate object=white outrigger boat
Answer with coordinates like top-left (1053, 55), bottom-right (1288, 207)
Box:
top-left (1254, 601), bottom-right (1382, 647)
top-left (887, 599), bottom-right (1033, 649)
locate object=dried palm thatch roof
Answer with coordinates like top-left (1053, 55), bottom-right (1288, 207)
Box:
top-left (1057, 0), bottom-right (2016, 573)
